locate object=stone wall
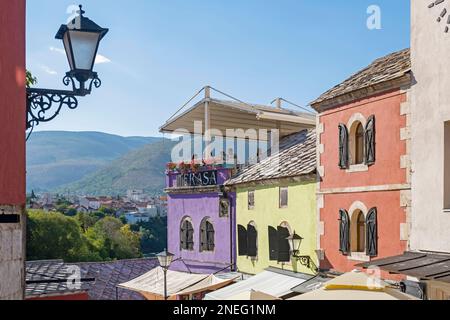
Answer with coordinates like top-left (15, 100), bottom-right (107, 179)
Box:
top-left (0, 206), bottom-right (26, 300)
top-left (410, 0), bottom-right (450, 252)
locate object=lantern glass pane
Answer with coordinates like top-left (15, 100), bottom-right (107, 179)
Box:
top-left (63, 33), bottom-right (74, 70)
top-left (69, 30), bottom-right (100, 71)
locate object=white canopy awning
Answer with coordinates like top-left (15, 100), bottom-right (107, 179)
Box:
top-left (118, 267), bottom-right (235, 300)
top-left (160, 97), bottom-right (316, 140)
top-left (204, 269), bottom-right (311, 300)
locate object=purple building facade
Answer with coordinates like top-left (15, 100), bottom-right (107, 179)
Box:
top-left (166, 167), bottom-right (236, 274)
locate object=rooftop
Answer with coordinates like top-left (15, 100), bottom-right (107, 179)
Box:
top-left (26, 260), bottom-right (91, 299)
top-left (310, 48), bottom-right (411, 110)
top-left (225, 129), bottom-right (316, 186)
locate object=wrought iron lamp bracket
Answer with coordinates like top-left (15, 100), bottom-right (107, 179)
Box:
top-left (292, 252), bottom-right (319, 273)
top-left (26, 73), bottom-right (102, 138)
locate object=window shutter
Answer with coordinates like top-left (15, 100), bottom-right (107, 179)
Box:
top-left (277, 226), bottom-right (291, 263)
top-left (280, 187), bottom-right (288, 208)
top-left (339, 209), bottom-right (350, 255)
top-left (237, 225), bottom-right (248, 256)
top-left (247, 224), bottom-right (258, 257)
top-left (268, 226), bottom-right (278, 261)
top-left (338, 124), bottom-right (349, 169)
top-left (180, 221), bottom-right (187, 250)
top-left (187, 221), bottom-right (194, 251)
top-left (206, 221), bottom-right (215, 251)
top-left (365, 115), bottom-right (376, 166)
top-left (366, 207), bottom-right (378, 257)
top-left (200, 220), bottom-right (207, 252)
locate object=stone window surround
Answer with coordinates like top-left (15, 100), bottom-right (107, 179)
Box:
top-left (277, 221), bottom-right (293, 267)
top-left (180, 216), bottom-right (195, 252)
top-left (347, 201), bottom-right (372, 262)
top-left (248, 190), bottom-right (255, 210)
top-left (347, 113), bottom-right (370, 172)
top-left (279, 186), bottom-right (289, 209)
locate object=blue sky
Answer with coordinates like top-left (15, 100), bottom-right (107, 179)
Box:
top-left (27, 0), bottom-right (410, 137)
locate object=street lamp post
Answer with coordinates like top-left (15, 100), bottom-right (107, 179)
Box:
top-left (26, 4), bottom-right (108, 139)
top-left (157, 249), bottom-right (175, 300)
top-left (286, 231), bottom-right (318, 273)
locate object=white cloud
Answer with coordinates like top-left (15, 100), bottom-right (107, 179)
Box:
top-left (95, 54), bottom-right (111, 65)
top-left (40, 65), bottom-right (57, 75)
top-left (49, 46), bottom-right (112, 65)
top-left (49, 46), bottom-right (66, 55)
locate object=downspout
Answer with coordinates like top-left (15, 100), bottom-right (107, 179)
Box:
top-left (229, 188), bottom-right (236, 272)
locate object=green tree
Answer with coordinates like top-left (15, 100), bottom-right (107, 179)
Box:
top-left (75, 212), bottom-right (99, 232)
top-left (86, 216), bottom-right (142, 260)
top-left (65, 208), bottom-right (78, 217)
top-left (26, 70), bottom-right (37, 88)
top-left (27, 210), bottom-right (101, 262)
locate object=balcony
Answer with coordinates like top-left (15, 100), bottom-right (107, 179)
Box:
top-left (165, 158), bottom-right (238, 190)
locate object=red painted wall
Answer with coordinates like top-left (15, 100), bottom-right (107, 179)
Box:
top-left (0, 0), bottom-right (26, 205)
top-left (320, 191), bottom-right (407, 272)
top-left (319, 90), bottom-right (408, 276)
top-left (320, 90), bottom-right (408, 189)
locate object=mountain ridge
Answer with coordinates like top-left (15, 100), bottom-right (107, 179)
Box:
top-left (26, 131), bottom-right (167, 193)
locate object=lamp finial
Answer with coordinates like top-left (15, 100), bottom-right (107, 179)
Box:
top-left (77, 5), bottom-right (85, 17)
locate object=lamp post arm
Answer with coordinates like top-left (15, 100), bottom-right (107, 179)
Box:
top-left (25, 73), bottom-right (102, 139)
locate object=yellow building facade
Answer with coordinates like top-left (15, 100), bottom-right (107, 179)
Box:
top-left (235, 181), bottom-right (317, 275)
top-left (225, 129), bottom-right (318, 276)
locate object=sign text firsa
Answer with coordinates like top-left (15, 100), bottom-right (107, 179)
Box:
top-left (181, 170), bottom-right (218, 187)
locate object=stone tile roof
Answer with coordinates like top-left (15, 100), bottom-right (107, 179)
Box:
top-left (75, 258), bottom-right (159, 300)
top-left (26, 260), bottom-right (91, 299)
top-left (26, 258), bottom-right (159, 300)
top-left (310, 48), bottom-right (411, 107)
top-left (225, 129), bottom-right (316, 186)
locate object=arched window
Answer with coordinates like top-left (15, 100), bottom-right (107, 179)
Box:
top-left (180, 217), bottom-right (194, 251)
top-left (200, 218), bottom-right (215, 252)
top-left (350, 210), bottom-right (366, 253)
top-left (355, 123), bottom-right (365, 164)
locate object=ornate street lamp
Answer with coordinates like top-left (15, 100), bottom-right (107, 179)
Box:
top-left (286, 231), bottom-right (318, 273)
top-left (26, 5), bottom-right (109, 138)
top-left (157, 249), bottom-right (175, 300)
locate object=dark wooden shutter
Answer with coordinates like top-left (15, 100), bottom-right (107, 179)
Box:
top-left (365, 115), bottom-right (376, 166)
top-left (268, 226), bottom-right (278, 261)
top-left (277, 226), bottom-right (291, 263)
top-left (237, 225), bottom-right (248, 256)
top-left (206, 221), bottom-right (215, 251)
top-left (200, 220), bottom-right (207, 252)
top-left (338, 124), bottom-right (349, 169)
top-left (247, 224), bottom-right (258, 257)
top-left (366, 207), bottom-right (378, 257)
top-left (180, 220), bottom-right (187, 250)
top-left (187, 221), bottom-right (194, 250)
top-left (339, 209), bottom-right (350, 255)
